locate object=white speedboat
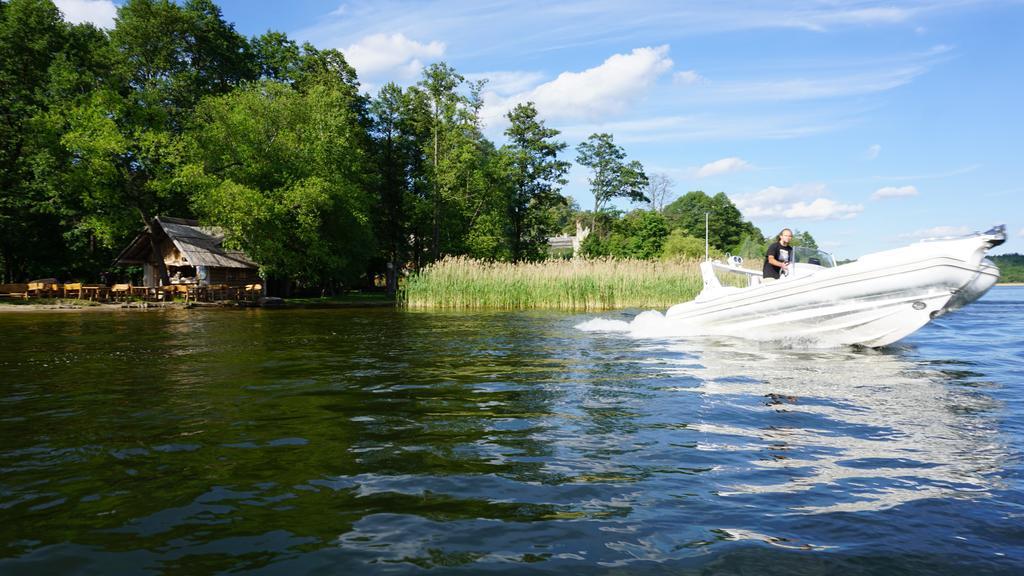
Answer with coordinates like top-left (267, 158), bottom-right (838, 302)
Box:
top-left (665, 225), bottom-right (1006, 347)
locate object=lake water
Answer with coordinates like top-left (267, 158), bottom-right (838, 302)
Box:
top-left (1, 287), bottom-right (1022, 575)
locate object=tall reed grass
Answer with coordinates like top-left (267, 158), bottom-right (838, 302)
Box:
top-left (400, 256), bottom-right (704, 310)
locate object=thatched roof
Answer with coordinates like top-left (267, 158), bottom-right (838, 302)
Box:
top-left (115, 217), bottom-right (257, 269)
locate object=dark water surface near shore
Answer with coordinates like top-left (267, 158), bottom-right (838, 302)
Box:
top-left (2, 287), bottom-right (1022, 575)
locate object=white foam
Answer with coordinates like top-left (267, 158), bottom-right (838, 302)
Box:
top-left (576, 310), bottom-right (700, 340)
top-left (577, 309), bottom-right (855, 349)
top-left (574, 318), bottom-right (632, 333)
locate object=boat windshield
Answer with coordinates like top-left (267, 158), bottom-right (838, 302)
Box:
top-left (792, 246), bottom-right (836, 268)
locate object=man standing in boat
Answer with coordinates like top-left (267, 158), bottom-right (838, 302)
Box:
top-left (763, 229), bottom-right (793, 281)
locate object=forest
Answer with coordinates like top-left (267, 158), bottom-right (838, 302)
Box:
top-left (990, 254), bottom-right (1024, 283)
top-left (4, 0), bottom-right (790, 293)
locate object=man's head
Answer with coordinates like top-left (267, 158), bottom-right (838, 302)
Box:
top-left (778, 229), bottom-right (793, 246)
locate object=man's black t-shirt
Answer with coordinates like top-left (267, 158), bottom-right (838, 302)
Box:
top-left (763, 242), bottom-right (792, 279)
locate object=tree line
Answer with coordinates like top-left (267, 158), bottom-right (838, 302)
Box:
top-left (1, 0), bottom-right (782, 293)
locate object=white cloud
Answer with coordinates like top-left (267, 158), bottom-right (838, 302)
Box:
top-left (1018, 228), bottom-right (1024, 238)
top-left (54, 0), bottom-right (116, 28)
top-left (696, 157), bottom-right (751, 178)
top-left (700, 66), bottom-right (928, 102)
top-left (531, 45), bottom-right (673, 119)
top-left (815, 7), bottom-right (913, 28)
top-left (343, 33), bottom-right (445, 81)
top-left (733, 183), bottom-right (862, 221)
top-left (899, 226), bottom-right (971, 239)
top-left (871, 185), bottom-right (918, 200)
top-left (866, 144), bottom-right (881, 159)
top-left (785, 198), bottom-right (863, 220)
top-left (553, 108), bottom-right (855, 144)
top-left (468, 71), bottom-right (545, 95)
top-left (482, 45), bottom-right (674, 127)
top-left (674, 70), bottom-right (703, 84)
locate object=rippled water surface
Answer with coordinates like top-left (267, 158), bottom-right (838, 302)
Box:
top-left (1, 287), bottom-right (1022, 575)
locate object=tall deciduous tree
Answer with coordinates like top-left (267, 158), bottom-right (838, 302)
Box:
top-left (369, 82), bottom-right (429, 292)
top-left (0, 0), bottom-right (67, 280)
top-left (501, 102), bottom-right (570, 261)
top-left (0, 0), bottom-right (115, 281)
top-left (184, 81), bottom-right (374, 290)
top-left (646, 172), bottom-right (676, 212)
top-left (575, 132), bottom-right (649, 230)
top-left (662, 190), bottom-right (759, 253)
top-left (398, 63), bottom-right (496, 262)
top-left (61, 0), bottom-right (255, 284)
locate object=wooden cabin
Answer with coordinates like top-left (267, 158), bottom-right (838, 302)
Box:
top-left (115, 217), bottom-right (261, 288)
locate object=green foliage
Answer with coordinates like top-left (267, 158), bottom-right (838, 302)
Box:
top-left (0, 0), bottom-right (119, 281)
top-left (661, 231), bottom-right (710, 260)
top-left (590, 210), bottom-right (668, 259)
top-left (731, 233), bottom-right (761, 262)
top-left (368, 82), bottom-right (428, 284)
top-left (791, 229), bottom-right (818, 249)
top-left (662, 191), bottom-right (760, 254)
top-left (575, 133), bottom-right (649, 218)
top-left (184, 81), bottom-right (374, 285)
top-left (990, 253), bottom-right (1024, 283)
top-left (0, 1), bottom-right (802, 293)
top-left (500, 102), bottom-right (571, 261)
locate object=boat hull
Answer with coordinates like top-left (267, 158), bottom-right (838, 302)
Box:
top-left (665, 228), bottom-right (1005, 347)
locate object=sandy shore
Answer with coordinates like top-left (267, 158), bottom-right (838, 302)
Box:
top-left (0, 301), bottom-right (194, 313)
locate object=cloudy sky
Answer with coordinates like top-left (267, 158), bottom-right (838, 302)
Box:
top-left (57, 0), bottom-right (1022, 258)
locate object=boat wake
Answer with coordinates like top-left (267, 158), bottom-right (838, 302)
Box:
top-left (576, 310), bottom-right (699, 339)
top-left (576, 310), bottom-right (856, 349)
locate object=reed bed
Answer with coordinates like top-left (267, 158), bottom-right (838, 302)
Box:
top-left (401, 256), bottom-right (704, 310)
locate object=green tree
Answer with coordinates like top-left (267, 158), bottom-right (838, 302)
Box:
top-left (183, 81), bottom-right (374, 289)
top-left (790, 229), bottom-right (818, 249)
top-left (609, 209), bottom-right (668, 259)
top-left (501, 102), bottom-right (570, 261)
top-left (369, 82), bottom-right (426, 292)
top-left (0, 0), bottom-right (117, 281)
top-left (662, 191), bottom-right (754, 253)
top-left (990, 253), bottom-right (1024, 283)
top-left (575, 133), bottom-right (648, 229)
top-left (0, 0), bottom-right (67, 280)
top-left (661, 230), bottom-right (710, 260)
top-left (734, 231), bottom-right (766, 261)
top-left (411, 62), bottom-right (493, 261)
top-left (60, 0), bottom-right (257, 284)
top-left (250, 31), bottom-right (302, 83)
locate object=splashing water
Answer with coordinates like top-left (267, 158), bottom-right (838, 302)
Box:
top-left (576, 310), bottom-right (849, 348)
top-left (575, 310), bottom-right (698, 339)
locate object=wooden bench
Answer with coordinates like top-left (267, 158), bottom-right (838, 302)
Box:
top-left (110, 283), bottom-right (131, 301)
top-left (0, 283), bottom-right (29, 299)
top-left (26, 282), bottom-right (51, 298)
top-left (81, 284), bottom-right (108, 301)
top-left (63, 282), bottom-right (83, 299)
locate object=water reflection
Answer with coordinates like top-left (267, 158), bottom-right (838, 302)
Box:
top-left (650, 337), bottom-right (1005, 514)
top-left (1, 303), bottom-right (1019, 573)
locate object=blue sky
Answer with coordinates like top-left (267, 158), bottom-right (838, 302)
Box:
top-left (57, 0), bottom-right (1022, 259)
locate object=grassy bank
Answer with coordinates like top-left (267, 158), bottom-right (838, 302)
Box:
top-left (401, 256), bottom-right (703, 310)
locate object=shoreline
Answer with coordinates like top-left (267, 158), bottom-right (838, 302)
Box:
top-left (2, 285), bottom-right (1018, 314)
top-left (0, 299), bottom-right (396, 313)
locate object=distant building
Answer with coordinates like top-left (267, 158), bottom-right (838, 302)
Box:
top-left (115, 216), bottom-right (261, 288)
top-left (547, 221), bottom-right (591, 257)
